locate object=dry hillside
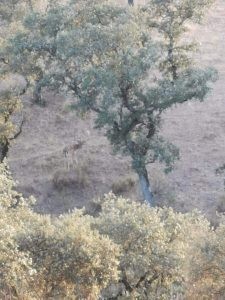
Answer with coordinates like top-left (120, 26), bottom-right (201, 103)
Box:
top-left (6, 0), bottom-right (225, 218)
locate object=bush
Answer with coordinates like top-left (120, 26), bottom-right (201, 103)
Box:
top-left (216, 195), bottom-right (225, 213)
top-left (0, 163), bottom-right (119, 299)
top-left (16, 212), bottom-right (120, 299)
top-left (1, 164), bottom-right (225, 299)
top-left (111, 176), bottom-right (136, 195)
top-left (52, 162), bottom-right (90, 191)
top-left (94, 193), bottom-right (214, 299)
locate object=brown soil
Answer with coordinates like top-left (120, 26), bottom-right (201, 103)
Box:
top-left (6, 0), bottom-right (225, 219)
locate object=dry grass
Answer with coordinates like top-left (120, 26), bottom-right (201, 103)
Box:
top-left (52, 160), bottom-right (90, 191)
top-left (216, 195), bottom-right (225, 213)
top-left (111, 176), bottom-right (136, 195)
top-left (150, 169), bottom-right (176, 207)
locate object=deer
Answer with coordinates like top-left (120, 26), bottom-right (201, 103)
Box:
top-left (63, 139), bottom-right (85, 170)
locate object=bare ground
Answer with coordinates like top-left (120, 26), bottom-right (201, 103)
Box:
top-left (6, 0), bottom-right (225, 218)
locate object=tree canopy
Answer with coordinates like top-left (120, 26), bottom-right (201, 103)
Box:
top-left (4, 0), bottom-right (217, 205)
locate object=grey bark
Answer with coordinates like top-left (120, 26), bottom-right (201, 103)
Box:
top-left (138, 168), bottom-right (154, 206)
top-left (128, 0), bottom-right (134, 6)
top-left (27, 0), bottom-right (33, 11)
top-left (33, 81), bottom-right (45, 106)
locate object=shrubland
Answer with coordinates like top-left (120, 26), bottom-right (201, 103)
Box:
top-left (0, 163), bottom-right (120, 299)
top-left (1, 163), bottom-right (225, 299)
top-left (1, 0), bottom-right (224, 299)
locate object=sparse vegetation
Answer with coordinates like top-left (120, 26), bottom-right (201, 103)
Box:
top-left (1, 0), bottom-right (225, 299)
top-left (53, 161), bottom-right (90, 191)
top-left (149, 169), bottom-right (176, 207)
top-left (111, 176), bottom-right (136, 195)
top-left (1, 164), bottom-right (225, 299)
top-left (216, 195), bottom-right (225, 213)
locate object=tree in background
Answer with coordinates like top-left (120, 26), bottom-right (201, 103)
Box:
top-left (142, 0), bottom-right (215, 81)
top-left (6, 0), bottom-right (216, 205)
top-left (0, 0), bottom-right (26, 22)
top-left (54, 0), bottom-right (216, 205)
top-left (0, 0), bottom-right (37, 63)
top-left (3, 3), bottom-right (73, 105)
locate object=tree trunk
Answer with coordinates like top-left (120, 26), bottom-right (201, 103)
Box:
top-left (168, 35), bottom-right (177, 81)
top-left (137, 167), bottom-right (154, 206)
top-left (128, 0), bottom-right (134, 6)
top-left (27, 0), bottom-right (34, 11)
top-left (0, 139), bottom-right (9, 162)
top-left (33, 81), bottom-right (45, 106)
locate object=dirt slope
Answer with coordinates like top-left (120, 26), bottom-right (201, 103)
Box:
top-left (7, 0), bottom-right (225, 217)
top-left (161, 0), bottom-right (225, 216)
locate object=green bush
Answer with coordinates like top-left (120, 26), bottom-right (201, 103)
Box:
top-left (0, 164), bottom-right (119, 299)
top-left (1, 164), bottom-right (225, 299)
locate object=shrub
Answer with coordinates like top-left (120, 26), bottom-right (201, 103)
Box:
top-left (111, 176), bottom-right (136, 195)
top-left (2, 164), bottom-right (225, 299)
top-left (16, 211), bottom-right (120, 299)
top-left (216, 195), bottom-right (225, 213)
top-left (94, 193), bottom-right (213, 299)
top-left (52, 162), bottom-right (90, 191)
top-left (0, 163), bottom-right (119, 299)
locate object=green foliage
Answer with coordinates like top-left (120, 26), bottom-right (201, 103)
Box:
top-left (142, 0), bottom-right (215, 79)
top-left (94, 193), bottom-right (213, 298)
top-left (5, 0), bottom-right (217, 203)
top-left (1, 165), bottom-right (225, 299)
top-left (0, 163), bottom-right (120, 299)
top-left (16, 212), bottom-right (120, 299)
top-left (0, 88), bottom-right (22, 160)
top-left (0, 91), bottom-right (21, 143)
top-left (186, 219), bottom-right (225, 299)
top-left (0, 0), bottom-right (26, 22)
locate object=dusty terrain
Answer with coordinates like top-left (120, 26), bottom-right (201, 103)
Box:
top-left (6, 0), bottom-right (225, 218)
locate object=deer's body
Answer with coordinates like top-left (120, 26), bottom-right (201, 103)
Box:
top-left (63, 140), bottom-right (85, 170)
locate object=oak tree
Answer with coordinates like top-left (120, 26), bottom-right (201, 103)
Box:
top-left (53, 0), bottom-right (216, 205)
top-left (7, 0), bottom-right (216, 205)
